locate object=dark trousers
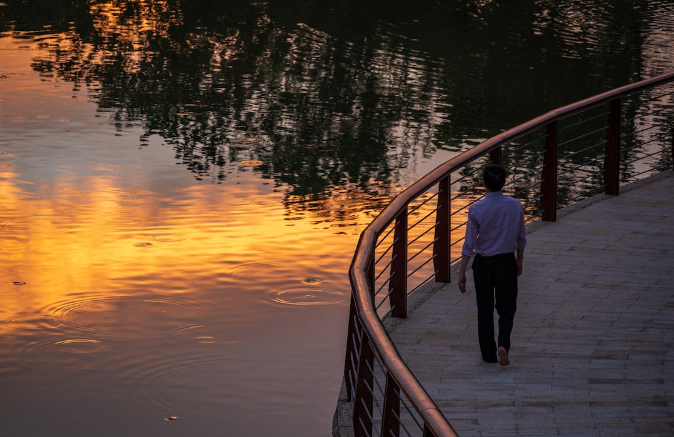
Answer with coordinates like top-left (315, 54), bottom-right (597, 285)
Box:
top-left (472, 252), bottom-right (518, 362)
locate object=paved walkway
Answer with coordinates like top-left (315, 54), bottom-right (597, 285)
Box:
top-left (389, 172), bottom-right (674, 437)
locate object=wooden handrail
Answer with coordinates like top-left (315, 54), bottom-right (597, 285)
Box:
top-left (344, 71), bottom-right (674, 437)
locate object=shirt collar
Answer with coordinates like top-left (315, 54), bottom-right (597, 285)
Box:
top-left (485, 191), bottom-right (503, 198)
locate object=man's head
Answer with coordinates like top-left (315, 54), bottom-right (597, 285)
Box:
top-left (483, 164), bottom-right (506, 192)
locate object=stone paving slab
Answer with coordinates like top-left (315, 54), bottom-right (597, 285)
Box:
top-left (389, 173), bottom-right (674, 437)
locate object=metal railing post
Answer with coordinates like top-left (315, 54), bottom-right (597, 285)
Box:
top-left (353, 333), bottom-right (374, 437)
top-left (433, 177), bottom-right (451, 283)
top-left (368, 254), bottom-right (376, 306)
top-left (605, 98), bottom-right (621, 195)
top-left (541, 121), bottom-right (558, 221)
top-left (670, 123), bottom-right (674, 170)
top-left (381, 373), bottom-right (401, 437)
top-left (343, 295), bottom-right (359, 402)
top-left (390, 210), bottom-right (408, 318)
top-left (423, 423), bottom-right (437, 437)
top-left (489, 146), bottom-right (502, 166)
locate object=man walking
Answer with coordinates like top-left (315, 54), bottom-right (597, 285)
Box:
top-left (457, 164), bottom-right (526, 366)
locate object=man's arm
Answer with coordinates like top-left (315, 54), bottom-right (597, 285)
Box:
top-left (516, 247), bottom-right (524, 277)
top-left (457, 254), bottom-right (471, 294)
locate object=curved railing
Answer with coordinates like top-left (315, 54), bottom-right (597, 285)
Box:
top-left (339, 72), bottom-right (674, 437)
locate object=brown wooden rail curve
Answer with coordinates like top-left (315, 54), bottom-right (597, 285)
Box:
top-left (344, 71), bottom-right (674, 437)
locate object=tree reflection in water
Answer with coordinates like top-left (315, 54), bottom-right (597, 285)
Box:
top-left (4, 0), bottom-right (673, 221)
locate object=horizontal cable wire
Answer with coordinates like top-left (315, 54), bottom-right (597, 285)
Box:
top-left (560, 186), bottom-right (604, 206)
top-left (408, 238), bottom-right (438, 263)
top-left (351, 337), bottom-right (360, 365)
top-left (408, 207), bottom-right (439, 232)
top-left (408, 191), bottom-right (439, 216)
top-left (376, 222), bottom-right (398, 249)
top-left (376, 288), bottom-right (395, 310)
top-left (451, 164), bottom-right (485, 185)
top-left (507, 163), bottom-right (546, 180)
top-left (407, 253), bottom-right (437, 279)
top-left (380, 306), bottom-right (394, 321)
top-left (558, 126), bottom-right (609, 149)
top-left (451, 221), bottom-right (467, 233)
top-left (391, 409), bottom-right (414, 437)
top-left (628, 167), bottom-right (661, 179)
top-left (562, 155), bottom-right (605, 174)
top-left (623, 88), bottom-right (674, 109)
top-left (400, 396), bottom-right (424, 432)
top-left (450, 236), bottom-right (466, 247)
top-left (357, 416), bottom-right (373, 437)
top-left (374, 259), bottom-right (394, 283)
top-left (622, 106), bottom-right (672, 123)
top-left (504, 133), bottom-right (549, 155)
top-left (408, 270), bottom-right (438, 295)
top-left (365, 359), bottom-right (386, 397)
top-left (353, 316), bottom-right (362, 343)
top-left (450, 195), bottom-right (485, 216)
top-left (375, 239), bottom-right (396, 266)
top-left (512, 180), bottom-right (543, 198)
top-left (623, 149), bottom-right (666, 166)
top-left (375, 260), bottom-right (394, 286)
top-left (561, 139), bottom-right (608, 160)
top-left (408, 221), bottom-right (439, 246)
top-left (621, 121), bottom-right (669, 138)
top-left (621, 133), bottom-right (669, 152)
top-left (506, 151), bottom-right (545, 170)
top-left (374, 274), bottom-right (393, 297)
top-left (557, 172), bottom-right (598, 191)
top-left (348, 370), bottom-right (356, 406)
top-left (451, 254), bottom-right (465, 266)
top-left (558, 109), bottom-right (611, 132)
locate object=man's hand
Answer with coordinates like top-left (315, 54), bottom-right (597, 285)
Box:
top-left (458, 270), bottom-right (467, 294)
top-left (516, 248), bottom-right (524, 277)
top-left (457, 255), bottom-right (471, 294)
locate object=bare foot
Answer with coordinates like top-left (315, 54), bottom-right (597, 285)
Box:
top-left (498, 347), bottom-right (510, 366)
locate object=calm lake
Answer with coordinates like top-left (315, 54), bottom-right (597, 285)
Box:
top-left (1, 1), bottom-right (673, 436)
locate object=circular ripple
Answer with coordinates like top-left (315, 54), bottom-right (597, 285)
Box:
top-left (134, 356), bottom-right (339, 423)
top-left (151, 233), bottom-right (185, 243)
top-left (23, 338), bottom-right (155, 371)
top-left (50, 297), bottom-right (201, 335)
top-left (54, 339), bottom-right (105, 353)
top-left (230, 261), bottom-right (327, 292)
top-left (177, 325), bottom-right (246, 345)
top-left (1, 315), bottom-right (61, 330)
top-left (272, 288), bottom-right (343, 306)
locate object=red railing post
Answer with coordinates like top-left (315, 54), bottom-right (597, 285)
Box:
top-left (381, 373), bottom-right (401, 437)
top-left (433, 177), bottom-right (451, 283)
top-left (489, 146), bottom-right (502, 166)
top-left (389, 210), bottom-right (408, 317)
top-left (671, 124), bottom-right (674, 169)
top-left (541, 121), bottom-right (558, 221)
top-left (605, 98), bottom-right (621, 195)
top-left (423, 423), bottom-right (437, 437)
top-left (368, 254), bottom-right (376, 306)
top-left (343, 295), bottom-right (359, 402)
top-left (353, 332), bottom-right (374, 437)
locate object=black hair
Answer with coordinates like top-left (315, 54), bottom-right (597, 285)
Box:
top-left (483, 164), bottom-right (506, 191)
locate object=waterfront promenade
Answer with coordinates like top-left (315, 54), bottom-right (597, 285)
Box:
top-left (388, 172), bottom-right (674, 436)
